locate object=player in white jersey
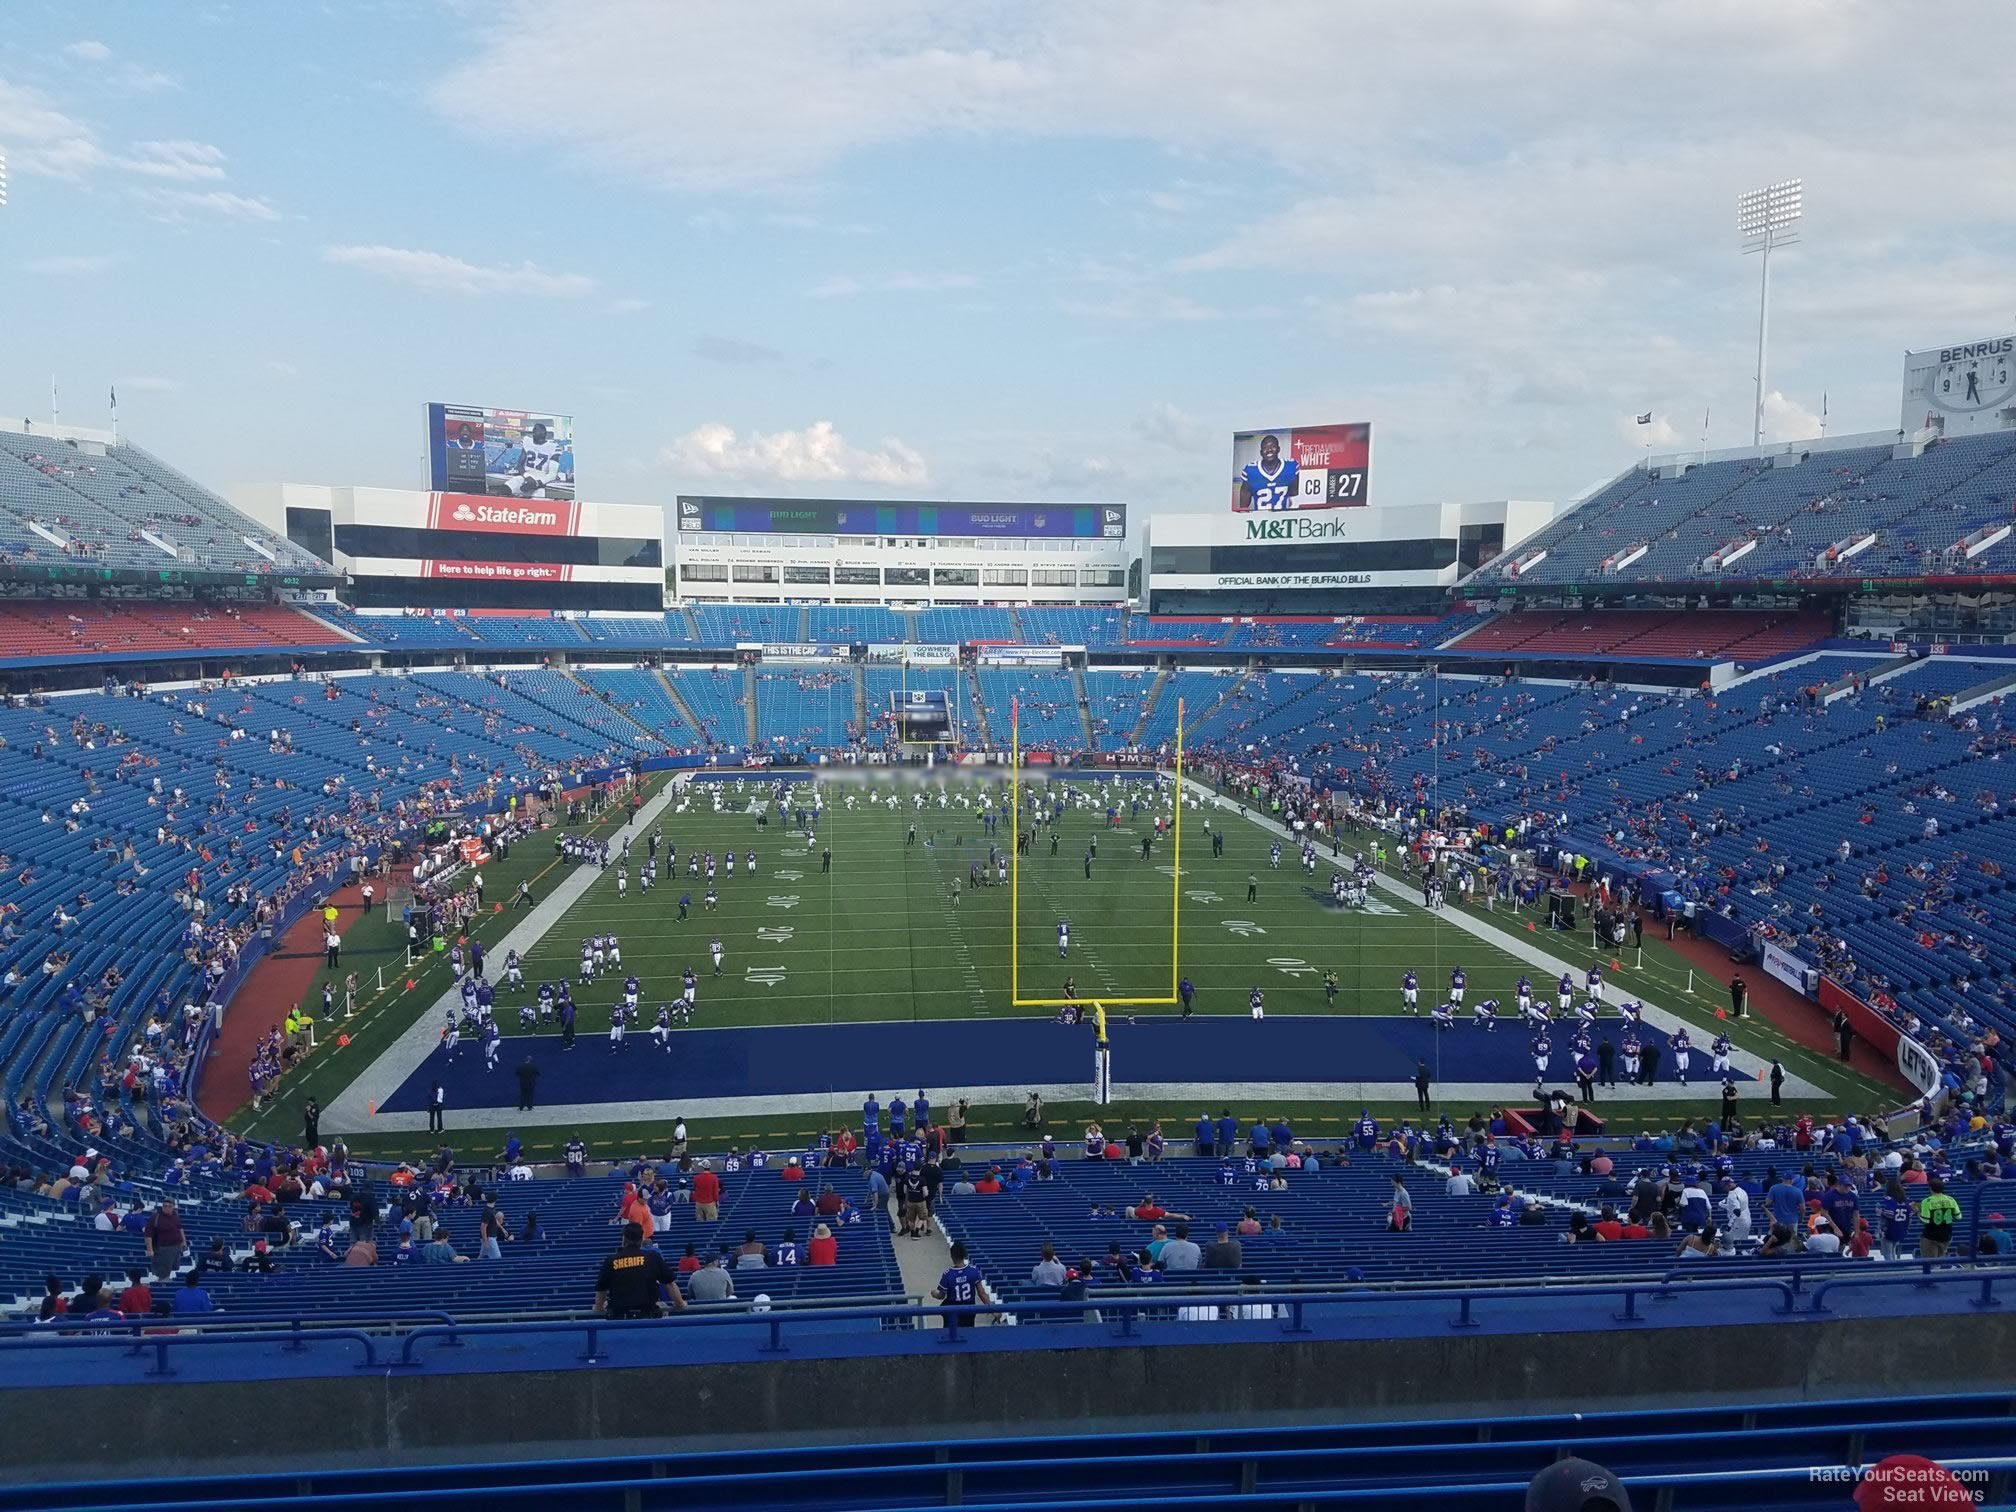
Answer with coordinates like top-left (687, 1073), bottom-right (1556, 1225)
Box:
top-left (710, 938), bottom-right (724, 976)
top-left (504, 949), bottom-right (523, 989)
top-left (503, 421), bottom-right (564, 498)
top-left (593, 936), bottom-right (609, 972)
top-left (578, 942), bottom-right (594, 984)
top-left (616, 866), bottom-right (627, 898)
top-left (640, 861), bottom-right (654, 894)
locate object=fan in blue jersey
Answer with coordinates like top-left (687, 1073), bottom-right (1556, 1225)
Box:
top-left (934, 1241), bottom-right (986, 1329)
top-left (1237, 433), bottom-right (1300, 511)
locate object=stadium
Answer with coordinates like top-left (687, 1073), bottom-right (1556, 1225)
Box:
top-left (1, 9), bottom-right (2012, 1510)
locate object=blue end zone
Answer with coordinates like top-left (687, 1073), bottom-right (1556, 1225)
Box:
top-left (380, 1016), bottom-right (1710, 1112)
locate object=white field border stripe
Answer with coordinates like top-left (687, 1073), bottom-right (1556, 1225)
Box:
top-left (1175, 774), bottom-right (1826, 1101)
top-left (330, 1075), bottom-right (1745, 1135)
top-left (322, 778), bottom-right (686, 1133)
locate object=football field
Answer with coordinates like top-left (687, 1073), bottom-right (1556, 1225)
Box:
top-left (237, 772), bottom-right (1898, 1157)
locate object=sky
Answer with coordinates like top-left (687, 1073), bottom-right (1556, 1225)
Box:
top-left (2, 0), bottom-right (2014, 537)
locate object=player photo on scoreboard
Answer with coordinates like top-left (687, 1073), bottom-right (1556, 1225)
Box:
top-left (427, 403), bottom-right (577, 500)
top-left (1230, 422), bottom-right (1372, 512)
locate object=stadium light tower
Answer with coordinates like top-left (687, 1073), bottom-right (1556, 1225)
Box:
top-left (1738, 178), bottom-right (1803, 447)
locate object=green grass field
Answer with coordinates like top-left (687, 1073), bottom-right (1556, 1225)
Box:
top-left (232, 772), bottom-right (1897, 1162)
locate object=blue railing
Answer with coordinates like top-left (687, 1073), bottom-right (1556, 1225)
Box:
top-left (8, 1263), bottom-right (2014, 1383)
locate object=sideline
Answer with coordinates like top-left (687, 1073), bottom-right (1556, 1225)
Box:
top-left (1175, 774), bottom-right (1826, 1102)
top-left (320, 778), bottom-right (686, 1134)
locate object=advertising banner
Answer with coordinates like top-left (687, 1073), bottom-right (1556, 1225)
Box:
top-left (1762, 940), bottom-right (1818, 998)
top-left (679, 497), bottom-right (1123, 539)
top-left (421, 560), bottom-right (572, 582)
top-left (427, 493), bottom-right (581, 537)
top-left (757, 643), bottom-right (849, 661)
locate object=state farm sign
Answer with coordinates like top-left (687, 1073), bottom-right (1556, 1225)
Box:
top-left (428, 492), bottom-right (581, 536)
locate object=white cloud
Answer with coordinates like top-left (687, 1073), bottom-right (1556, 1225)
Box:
top-left (1760, 390), bottom-right (1823, 442)
top-left (265, 360), bottom-right (299, 377)
top-left (766, 211), bottom-right (873, 234)
top-left (63, 40), bottom-right (111, 62)
top-left (120, 140), bottom-right (227, 180)
top-left (1132, 402), bottom-right (1212, 451)
top-left (809, 271), bottom-right (980, 297)
top-left (692, 335), bottom-right (784, 366)
top-left (0, 78), bottom-right (107, 178)
top-left (139, 188), bottom-right (281, 222)
top-left (20, 253), bottom-right (123, 276)
top-left (121, 66), bottom-right (177, 92)
top-left (604, 296), bottom-right (652, 313)
top-left (429, 3), bottom-right (2014, 198)
top-left (665, 419), bottom-right (929, 487)
top-left (323, 244), bottom-right (597, 298)
top-left (1055, 292), bottom-right (1222, 322)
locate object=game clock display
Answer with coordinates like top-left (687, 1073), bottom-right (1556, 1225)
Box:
top-left (1231, 423), bottom-right (1372, 512)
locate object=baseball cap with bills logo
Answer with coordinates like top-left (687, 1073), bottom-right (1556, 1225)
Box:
top-left (1526, 1458), bottom-right (1633, 1512)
